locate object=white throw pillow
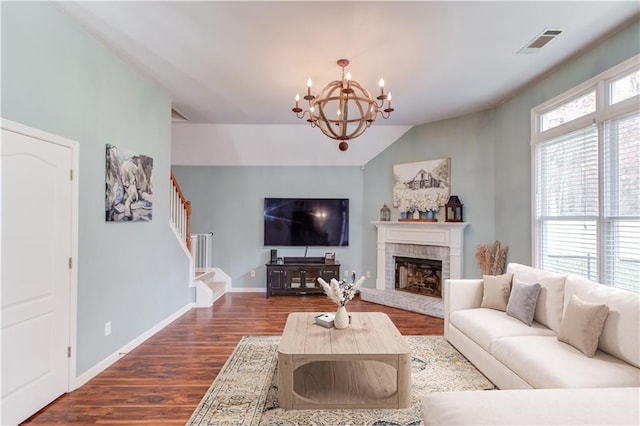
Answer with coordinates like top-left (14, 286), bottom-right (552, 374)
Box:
top-left (558, 294), bottom-right (609, 357)
top-left (481, 273), bottom-right (513, 311)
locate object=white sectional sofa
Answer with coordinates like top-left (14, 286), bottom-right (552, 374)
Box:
top-left (422, 262), bottom-right (640, 425)
top-left (422, 387), bottom-right (640, 425)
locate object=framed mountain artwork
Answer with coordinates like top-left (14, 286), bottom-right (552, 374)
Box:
top-left (105, 144), bottom-right (153, 222)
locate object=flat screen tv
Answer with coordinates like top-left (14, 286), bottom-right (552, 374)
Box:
top-left (264, 198), bottom-right (349, 246)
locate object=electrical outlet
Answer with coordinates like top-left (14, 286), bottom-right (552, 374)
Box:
top-left (344, 270), bottom-right (349, 277)
top-left (105, 321), bottom-right (111, 336)
top-left (366, 271), bottom-right (371, 278)
top-left (250, 269), bottom-right (256, 278)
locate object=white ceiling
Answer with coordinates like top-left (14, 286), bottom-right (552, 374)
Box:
top-left (55, 1), bottom-right (639, 164)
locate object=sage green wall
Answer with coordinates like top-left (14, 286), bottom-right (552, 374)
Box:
top-left (493, 18), bottom-right (640, 264)
top-left (362, 111), bottom-right (497, 280)
top-left (172, 18), bottom-right (638, 293)
top-left (362, 18), bottom-right (639, 279)
top-left (172, 166), bottom-right (364, 286)
top-left (1, 2), bottom-right (192, 375)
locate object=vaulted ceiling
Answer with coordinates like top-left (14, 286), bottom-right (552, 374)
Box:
top-left (55, 1), bottom-right (639, 165)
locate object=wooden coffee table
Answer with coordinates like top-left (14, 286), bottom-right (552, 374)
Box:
top-left (277, 312), bottom-right (411, 410)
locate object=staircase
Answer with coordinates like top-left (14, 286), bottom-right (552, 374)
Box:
top-left (194, 269), bottom-right (230, 307)
top-left (170, 172), bottom-right (229, 307)
top-left (191, 233), bottom-right (230, 307)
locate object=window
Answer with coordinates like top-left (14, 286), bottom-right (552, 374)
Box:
top-left (532, 56), bottom-right (640, 292)
top-left (540, 91), bottom-right (595, 132)
top-left (610, 69), bottom-right (640, 105)
top-left (603, 111), bottom-right (640, 291)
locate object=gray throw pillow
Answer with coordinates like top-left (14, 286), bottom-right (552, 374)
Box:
top-left (506, 278), bottom-right (541, 326)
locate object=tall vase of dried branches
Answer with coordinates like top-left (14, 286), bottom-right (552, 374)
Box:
top-left (476, 240), bottom-right (509, 275)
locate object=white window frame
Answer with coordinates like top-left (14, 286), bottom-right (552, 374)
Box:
top-left (531, 54), bottom-right (640, 287)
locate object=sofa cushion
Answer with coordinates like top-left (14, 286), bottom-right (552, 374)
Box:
top-left (450, 308), bottom-right (556, 352)
top-left (558, 294), bottom-right (609, 357)
top-left (422, 387), bottom-right (640, 425)
top-left (491, 336), bottom-right (640, 388)
top-left (481, 273), bottom-right (513, 311)
top-left (565, 275), bottom-right (640, 368)
top-left (506, 263), bottom-right (566, 332)
top-left (506, 278), bottom-right (541, 326)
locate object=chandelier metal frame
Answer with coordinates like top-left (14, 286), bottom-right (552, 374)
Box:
top-left (292, 59), bottom-right (394, 151)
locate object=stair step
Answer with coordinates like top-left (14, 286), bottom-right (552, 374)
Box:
top-left (194, 268), bottom-right (231, 308)
top-left (208, 281), bottom-right (226, 299)
top-left (195, 270), bottom-right (216, 282)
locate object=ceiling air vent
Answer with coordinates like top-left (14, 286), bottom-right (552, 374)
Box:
top-left (518, 29), bottom-right (563, 54)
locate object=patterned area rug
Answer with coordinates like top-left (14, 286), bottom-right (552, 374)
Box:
top-left (186, 335), bottom-right (494, 426)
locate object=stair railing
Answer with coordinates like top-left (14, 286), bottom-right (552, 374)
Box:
top-left (192, 232), bottom-right (214, 273)
top-left (170, 171), bottom-right (192, 252)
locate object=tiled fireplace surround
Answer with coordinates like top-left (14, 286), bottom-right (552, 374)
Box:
top-left (360, 221), bottom-right (469, 318)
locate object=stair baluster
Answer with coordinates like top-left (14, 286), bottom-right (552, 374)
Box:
top-left (170, 171), bottom-right (192, 252)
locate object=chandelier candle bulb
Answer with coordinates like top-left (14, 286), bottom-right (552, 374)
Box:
top-left (345, 72), bottom-right (352, 91)
top-left (378, 77), bottom-right (386, 101)
top-left (305, 78), bottom-right (314, 100)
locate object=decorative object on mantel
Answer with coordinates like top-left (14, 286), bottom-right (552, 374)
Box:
top-left (380, 204), bottom-right (391, 221)
top-left (445, 195), bottom-right (464, 222)
top-left (422, 210), bottom-right (436, 220)
top-left (393, 158), bottom-right (450, 221)
top-left (399, 217), bottom-right (437, 222)
top-left (291, 59), bottom-right (394, 152)
top-left (476, 240), bottom-right (509, 275)
top-left (317, 273), bottom-right (365, 329)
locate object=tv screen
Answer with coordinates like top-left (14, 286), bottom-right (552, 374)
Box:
top-left (264, 198), bottom-right (349, 246)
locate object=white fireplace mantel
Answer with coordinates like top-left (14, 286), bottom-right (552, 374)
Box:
top-left (371, 221), bottom-right (469, 290)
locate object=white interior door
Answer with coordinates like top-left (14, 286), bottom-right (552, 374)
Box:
top-left (1, 126), bottom-right (73, 425)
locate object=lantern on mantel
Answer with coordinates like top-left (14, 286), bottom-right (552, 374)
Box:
top-left (380, 204), bottom-right (391, 221)
top-left (445, 196), bottom-right (464, 222)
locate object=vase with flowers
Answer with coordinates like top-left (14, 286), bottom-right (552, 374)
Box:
top-left (415, 192), bottom-right (448, 221)
top-left (317, 273), bottom-right (365, 329)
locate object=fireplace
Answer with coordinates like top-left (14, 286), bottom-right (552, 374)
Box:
top-left (359, 221), bottom-right (468, 318)
top-left (395, 257), bottom-right (442, 298)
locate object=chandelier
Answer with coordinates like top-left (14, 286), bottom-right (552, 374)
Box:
top-left (292, 59), bottom-right (394, 151)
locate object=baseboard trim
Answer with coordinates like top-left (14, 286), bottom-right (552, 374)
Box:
top-left (72, 302), bottom-right (195, 390)
top-left (226, 287), bottom-right (264, 293)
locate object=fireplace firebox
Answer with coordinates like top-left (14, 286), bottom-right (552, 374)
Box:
top-left (394, 256), bottom-right (442, 298)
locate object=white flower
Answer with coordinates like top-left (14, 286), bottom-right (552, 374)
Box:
top-left (317, 276), bottom-right (365, 306)
top-left (394, 185), bottom-right (448, 213)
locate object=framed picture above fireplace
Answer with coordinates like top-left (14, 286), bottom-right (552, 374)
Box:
top-left (392, 158), bottom-right (450, 214)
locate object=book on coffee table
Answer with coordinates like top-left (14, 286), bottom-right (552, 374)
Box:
top-left (314, 313), bottom-right (335, 328)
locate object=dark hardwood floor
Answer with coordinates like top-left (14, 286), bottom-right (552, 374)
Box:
top-left (23, 293), bottom-right (444, 425)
